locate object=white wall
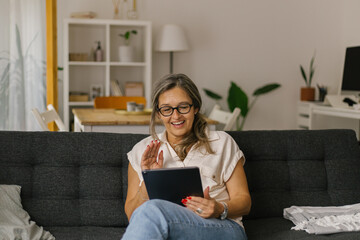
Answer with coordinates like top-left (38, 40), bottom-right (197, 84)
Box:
top-left (57, 0), bottom-right (359, 130)
top-left (342, 0), bottom-right (360, 65)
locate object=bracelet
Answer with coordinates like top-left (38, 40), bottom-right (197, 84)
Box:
top-left (220, 202), bottom-right (228, 220)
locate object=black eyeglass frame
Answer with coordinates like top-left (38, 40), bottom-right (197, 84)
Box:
top-left (157, 104), bottom-right (194, 117)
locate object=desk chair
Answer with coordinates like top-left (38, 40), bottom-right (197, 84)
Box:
top-left (94, 96), bottom-right (146, 109)
top-left (31, 104), bottom-right (67, 131)
top-left (208, 104), bottom-right (241, 131)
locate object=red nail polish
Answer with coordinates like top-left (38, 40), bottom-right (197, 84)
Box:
top-left (186, 196), bottom-right (192, 200)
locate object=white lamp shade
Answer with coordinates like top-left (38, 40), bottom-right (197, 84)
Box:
top-left (156, 24), bottom-right (189, 52)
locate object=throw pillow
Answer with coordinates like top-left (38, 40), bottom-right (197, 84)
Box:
top-left (0, 185), bottom-right (55, 240)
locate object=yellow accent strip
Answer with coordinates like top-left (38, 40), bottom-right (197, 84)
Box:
top-left (46, 0), bottom-right (58, 131)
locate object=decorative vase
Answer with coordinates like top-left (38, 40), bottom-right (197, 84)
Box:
top-left (118, 46), bottom-right (134, 62)
top-left (300, 87), bottom-right (315, 101)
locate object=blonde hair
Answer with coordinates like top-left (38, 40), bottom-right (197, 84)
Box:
top-left (150, 73), bottom-right (214, 160)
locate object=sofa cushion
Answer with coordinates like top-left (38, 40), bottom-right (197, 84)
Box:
top-left (0, 185), bottom-right (54, 239)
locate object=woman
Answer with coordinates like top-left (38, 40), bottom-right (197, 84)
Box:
top-left (123, 73), bottom-right (251, 239)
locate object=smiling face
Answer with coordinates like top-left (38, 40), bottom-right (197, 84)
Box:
top-left (157, 87), bottom-right (198, 145)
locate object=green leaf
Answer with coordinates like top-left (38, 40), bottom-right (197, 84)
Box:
top-left (124, 32), bottom-right (130, 40)
top-left (309, 67), bottom-right (315, 87)
top-left (309, 67), bottom-right (315, 80)
top-left (227, 82), bottom-right (248, 117)
top-left (253, 83), bottom-right (281, 96)
top-left (119, 30), bottom-right (137, 43)
top-left (310, 55), bottom-right (315, 71)
top-left (203, 88), bottom-right (222, 100)
top-left (309, 55), bottom-right (315, 85)
top-left (300, 65), bottom-right (307, 82)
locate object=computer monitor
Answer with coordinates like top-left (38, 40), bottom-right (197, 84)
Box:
top-left (340, 46), bottom-right (360, 97)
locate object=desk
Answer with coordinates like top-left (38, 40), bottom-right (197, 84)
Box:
top-left (311, 104), bottom-right (360, 120)
top-left (73, 108), bottom-right (218, 134)
top-left (297, 101), bottom-right (360, 139)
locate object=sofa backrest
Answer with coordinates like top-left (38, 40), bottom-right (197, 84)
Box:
top-left (227, 129), bottom-right (360, 220)
top-left (1, 130), bottom-right (359, 225)
top-left (0, 131), bottom-right (147, 227)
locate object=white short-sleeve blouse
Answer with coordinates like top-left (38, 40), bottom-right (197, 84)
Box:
top-left (127, 130), bottom-right (245, 227)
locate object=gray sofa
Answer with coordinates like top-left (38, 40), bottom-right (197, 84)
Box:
top-left (0, 129), bottom-right (359, 239)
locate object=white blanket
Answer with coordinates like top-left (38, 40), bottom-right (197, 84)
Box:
top-left (0, 185), bottom-right (55, 240)
top-left (283, 203), bottom-right (360, 234)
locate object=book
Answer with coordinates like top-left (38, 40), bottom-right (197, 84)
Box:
top-left (111, 79), bottom-right (123, 96)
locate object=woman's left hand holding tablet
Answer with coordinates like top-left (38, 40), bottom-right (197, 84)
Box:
top-left (182, 186), bottom-right (223, 219)
top-left (141, 140), bottom-right (163, 170)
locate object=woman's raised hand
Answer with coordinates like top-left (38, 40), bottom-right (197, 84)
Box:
top-left (141, 140), bottom-right (163, 170)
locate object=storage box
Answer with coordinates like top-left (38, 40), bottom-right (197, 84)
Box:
top-left (69, 92), bottom-right (89, 102)
top-left (125, 82), bottom-right (143, 96)
top-left (70, 11), bottom-right (97, 19)
top-left (69, 53), bottom-right (88, 61)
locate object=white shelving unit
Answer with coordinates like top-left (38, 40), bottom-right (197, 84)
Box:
top-left (297, 101), bottom-right (313, 129)
top-left (297, 101), bottom-right (360, 139)
top-left (63, 18), bottom-right (152, 130)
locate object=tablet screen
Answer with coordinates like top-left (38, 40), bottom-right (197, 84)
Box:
top-left (142, 167), bottom-right (204, 206)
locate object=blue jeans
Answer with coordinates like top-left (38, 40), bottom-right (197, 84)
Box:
top-left (122, 199), bottom-right (247, 240)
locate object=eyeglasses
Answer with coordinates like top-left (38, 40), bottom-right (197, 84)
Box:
top-left (157, 104), bottom-right (193, 117)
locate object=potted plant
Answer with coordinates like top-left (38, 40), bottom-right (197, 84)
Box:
top-left (300, 54), bottom-right (315, 101)
top-left (118, 30), bottom-right (137, 62)
top-left (204, 82), bottom-right (281, 130)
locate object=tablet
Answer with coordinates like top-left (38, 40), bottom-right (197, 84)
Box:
top-left (142, 167), bottom-right (204, 206)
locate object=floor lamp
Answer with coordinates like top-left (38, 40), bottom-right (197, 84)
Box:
top-left (156, 24), bottom-right (189, 74)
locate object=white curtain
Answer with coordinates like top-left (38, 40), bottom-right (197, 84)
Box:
top-left (0, 0), bottom-right (46, 130)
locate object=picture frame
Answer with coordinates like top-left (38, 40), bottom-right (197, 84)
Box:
top-left (90, 84), bottom-right (103, 100)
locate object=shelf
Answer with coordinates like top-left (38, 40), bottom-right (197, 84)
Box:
top-left (110, 62), bottom-right (146, 67)
top-left (63, 18), bottom-right (152, 130)
top-left (69, 101), bottom-right (94, 106)
top-left (66, 18), bottom-right (150, 26)
top-left (69, 61), bottom-right (145, 67)
top-left (69, 61), bottom-right (107, 66)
